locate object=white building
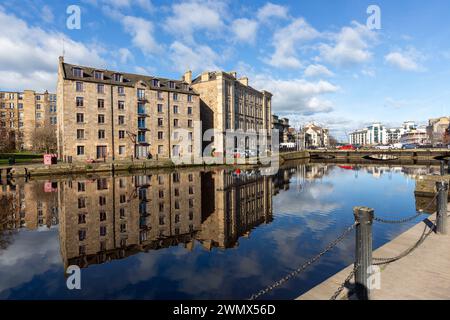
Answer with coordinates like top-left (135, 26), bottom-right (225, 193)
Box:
top-left (302, 123), bottom-right (329, 148)
top-left (350, 121), bottom-right (417, 146)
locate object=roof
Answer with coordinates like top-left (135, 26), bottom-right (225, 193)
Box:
top-left (62, 62), bottom-right (198, 95)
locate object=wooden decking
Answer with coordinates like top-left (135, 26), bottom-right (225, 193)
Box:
top-left (298, 207), bottom-right (450, 300)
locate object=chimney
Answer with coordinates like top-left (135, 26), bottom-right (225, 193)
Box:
top-left (229, 71), bottom-right (237, 78)
top-left (201, 71), bottom-right (210, 82)
top-left (238, 77), bottom-right (248, 86)
top-left (59, 56), bottom-right (64, 63)
top-left (183, 70), bottom-right (192, 84)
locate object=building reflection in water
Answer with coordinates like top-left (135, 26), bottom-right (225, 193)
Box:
top-left (0, 161), bottom-right (441, 272)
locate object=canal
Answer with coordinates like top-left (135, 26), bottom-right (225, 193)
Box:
top-left (0, 161), bottom-right (441, 299)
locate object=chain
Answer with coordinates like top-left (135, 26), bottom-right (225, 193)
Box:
top-left (330, 263), bottom-right (359, 300)
top-left (373, 189), bottom-right (440, 224)
top-left (249, 223), bottom-right (357, 300)
top-left (373, 224), bottom-right (433, 265)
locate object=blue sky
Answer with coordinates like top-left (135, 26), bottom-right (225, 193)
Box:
top-left (1, 0), bottom-right (449, 140)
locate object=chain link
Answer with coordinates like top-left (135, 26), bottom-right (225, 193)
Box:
top-left (373, 224), bottom-right (433, 265)
top-left (248, 223), bottom-right (357, 300)
top-left (330, 263), bottom-right (359, 300)
top-left (373, 189), bottom-right (440, 224)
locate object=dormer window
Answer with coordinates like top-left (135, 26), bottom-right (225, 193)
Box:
top-left (113, 73), bottom-right (123, 82)
top-left (169, 81), bottom-right (175, 89)
top-left (73, 67), bottom-right (83, 77)
top-left (94, 71), bottom-right (104, 80)
top-left (152, 79), bottom-right (159, 87)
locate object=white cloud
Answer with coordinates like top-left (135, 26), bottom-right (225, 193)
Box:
top-left (384, 48), bottom-right (425, 72)
top-left (41, 5), bottom-right (54, 23)
top-left (118, 48), bottom-right (134, 64)
top-left (121, 15), bottom-right (162, 55)
top-left (231, 18), bottom-right (258, 44)
top-left (169, 41), bottom-right (220, 74)
top-left (0, 8), bottom-right (105, 92)
top-left (319, 21), bottom-right (377, 66)
top-left (86, 0), bottom-right (154, 13)
top-left (253, 74), bottom-right (339, 114)
top-left (304, 64), bottom-right (334, 78)
top-left (267, 18), bottom-right (320, 69)
top-left (257, 2), bottom-right (289, 21)
top-left (164, 0), bottom-right (226, 43)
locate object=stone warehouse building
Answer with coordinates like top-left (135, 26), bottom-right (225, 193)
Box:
top-left (191, 71), bottom-right (273, 158)
top-left (57, 57), bottom-right (201, 162)
top-left (0, 90), bottom-right (57, 151)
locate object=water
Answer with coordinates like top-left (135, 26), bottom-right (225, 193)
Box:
top-left (0, 161), bottom-right (440, 300)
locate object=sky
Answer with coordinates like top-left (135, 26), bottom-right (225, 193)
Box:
top-left (0, 0), bottom-right (449, 141)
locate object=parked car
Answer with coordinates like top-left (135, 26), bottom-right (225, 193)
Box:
top-left (374, 145), bottom-right (393, 150)
top-left (402, 144), bottom-right (418, 150)
top-left (338, 145), bottom-right (356, 150)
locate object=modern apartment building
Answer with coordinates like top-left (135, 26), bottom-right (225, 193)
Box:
top-left (190, 71), bottom-right (273, 157)
top-left (349, 122), bottom-right (387, 146)
top-left (57, 57), bottom-right (201, 162)
top-left (0, 90), bottom-right (57, 151)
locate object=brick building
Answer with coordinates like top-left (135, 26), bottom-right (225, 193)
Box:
top-left (57, 57), bottom-right (201, 162)
top-left (0, 90), bottom-right (57, 151)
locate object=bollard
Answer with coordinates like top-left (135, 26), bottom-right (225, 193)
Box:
top-left (354, 206), bottom-right (374, 300)
top-left (440, 161), bottom-right (445, 176)
top-left (436, 181), bottom-right (449, 235)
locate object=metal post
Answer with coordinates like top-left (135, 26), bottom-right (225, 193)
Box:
top-left (436, 181), bottom-right (449, 235)
top-left (440, 161), bottom-right (445, 176)
top-left (354, 206), bottom-right (374, 300)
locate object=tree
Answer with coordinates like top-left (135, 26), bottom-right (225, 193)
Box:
top-left (328, 135), bottom-right (339, 147)
top-left (31, 126), bottom-right (57, 153)
top-left (0, 194), bottom-right (16, 250)
top-left (0, 126), bottom-right (16, 153)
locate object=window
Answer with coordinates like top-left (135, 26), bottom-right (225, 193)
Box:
top-left (99, 196), bottom-right (106, 206)
top-left (188, 132), bottom-right (193, 140)
top-left (137, 89), bottom-right (145, 99)
top-left (99, 211), bottom-right (106, 221)
top-left (118, 130), bottom-right (125, 139)
top-left (173, 105), bottom-right (178, 114)
top-left (158, 131), bottom-right (163, 140)
top-left (137, 102), bottom-right (145, 114)
top-left (119, 145), bottom-right (125, 155)
top-left (75, 82), bottom-right (83, 92)
top-left (36, 104), bottom-right (41, 110)
top-left (157, 91), bottom-right (163, 100)
top-left (173, 93), bottom-right (178, 101)
top-left (78, 229), bottom-right (86, 241)
top-left (118, 115), bottom-right (125, 125)
top-left (77, 146), bottom-right (85, 155)
top-left (169, 81), bottom-right (175, 89)
top-left (94, 71), bottom-right (103, 80)
top-left (158, 145), bottom-right (163, 154)
top-left (73, 67), bottom-right (83, 77)
top-left (173, 119), bottom-right (179, 127)
top-left (189, 186), bottom-right (194, 194)
top-left (118, 101), bottom-right (125, 110)
top-left (188, 106), bottom-right (192, 115)
top-left (188, 95), bottom-right (193, 102)
top-left (113, 73), bottom-right (122, 82)
top-left (76, 97), bottom-right (84, 107)
top-left (100, 226), bottom-right (107, 237)
top-left (78, 182), bottom-right (86, 192)
top-left (158, 118), bottom-right (163, 127)
top-left (98, 114), bottom-right (105, 124)
top-left (118, 86), bottom-right (125, 95)
top-left (188, 120), bottom-right (193, 128)
top-left (97, 84), bottom-right (104, 94)
top-left (98, 129), bottom-right (105, 139)
top-left (76, 113), bottom-right (84, 123)
top-left (36, 112), bottom-right (42, 120)
top-left (120, 224), bottom-right (127, 233)
top-left (157, 104), bottom-right (163, 113)
top-left (152, 79), bottom-right (159, 87)
top-left (188, 174), bottom-right (193, 182)
top-left (98, 99), bottom-right (104, 109)
top-left (78, 214), bottom-right (86, 224)
top-left (77, 129), bottom-right (85, 139)
top-left (138, 117), bottom-right (146, 128)
top-left (78, 197), bottom-right (86, 208)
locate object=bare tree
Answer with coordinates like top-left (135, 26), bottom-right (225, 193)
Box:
top-left (0, 194), bottom-right (16, 250)
top-left (31, 126), bottom-right (57, 153)
top-left (0, 126), bottom-right (16, 152)
top-left (328, 135), bottom-right (339, 147)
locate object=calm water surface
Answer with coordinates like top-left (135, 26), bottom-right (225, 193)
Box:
top-left (0, 161), bottom-right (439, 299)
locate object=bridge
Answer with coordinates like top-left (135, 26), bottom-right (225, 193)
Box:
top-left (309, 149), bottom-right (450, 162)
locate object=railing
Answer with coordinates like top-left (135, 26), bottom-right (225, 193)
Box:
top-left (249, 160), bottom-right (450, 301)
